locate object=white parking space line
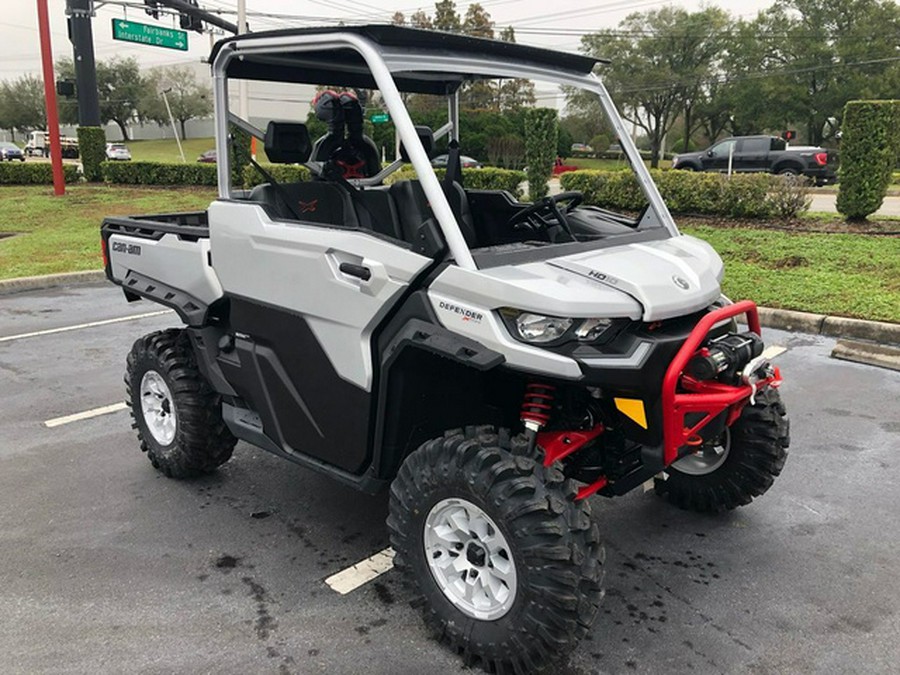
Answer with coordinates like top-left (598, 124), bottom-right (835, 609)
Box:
top-left (44, 402), bottom-right (128, 428)
top-left (0, 310), bottom-right (172, 343)
top-left (325, 547), bottom-right (395, 595)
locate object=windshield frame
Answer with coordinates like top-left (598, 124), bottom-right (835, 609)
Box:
top-left (211, 30), bottom-right (680, 271)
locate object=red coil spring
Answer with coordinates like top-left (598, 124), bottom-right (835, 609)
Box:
top-left (520, 383), bottom-right (556, 428)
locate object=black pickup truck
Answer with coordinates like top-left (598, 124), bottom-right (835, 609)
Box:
top-left (671, 135), bottom-right (838, 185)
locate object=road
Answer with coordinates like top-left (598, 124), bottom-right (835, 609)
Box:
top-left (1, 283), bottom-right (898, 674)
top-left (808, 192), bottom-right (900, 217)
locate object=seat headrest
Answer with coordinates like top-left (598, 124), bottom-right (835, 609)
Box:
top-left (400, 126), bottom-right (435, 163)
top-left (264, 121), bottom-right (311, 164)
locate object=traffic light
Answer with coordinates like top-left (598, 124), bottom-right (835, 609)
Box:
top-left (180, 0), bottom-right (204, 33)
top-left (144, 1), bottom-right (160, 20)
top-left (56, 80), bottom-right (75, 98)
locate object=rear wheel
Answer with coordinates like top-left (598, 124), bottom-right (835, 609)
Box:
top-left (655, 388), bottom-right (789, 512)
top-left (388, 426), bottom-right (604, 673)
top-left (776, 166), bottom-right (801, 176)
top-left (125, 329), bottom-right (236, 478)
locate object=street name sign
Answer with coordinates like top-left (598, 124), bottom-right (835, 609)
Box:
top-left (111, 19), bottom-right (188, 52)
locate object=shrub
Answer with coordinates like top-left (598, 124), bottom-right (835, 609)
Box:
top-left (384, 167), bottom-right (525, 198)
top-left (836, 100), bottom-right (900, 220)
top-left (242, 163), bottom-right (312, 188)
top-left (560, 169), bottom-right (804, 219)
top-left (228, 125), bottom-right (252, 189)
top-left (589, 134), bottom-right (610, 155)
top-left (77, 126), bottom-right (106, 182)
top-left (766, 175), bottom-right (812, 220)
top-left (524, 108), bottom-right (558, 200)
top-left (101, 161), bottom-right (217, 186)
top-left (0, 162), bottom-right (79, 184)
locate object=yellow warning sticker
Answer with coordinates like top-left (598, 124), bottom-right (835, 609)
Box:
top-left (614, 397), bottom-right (648, 429)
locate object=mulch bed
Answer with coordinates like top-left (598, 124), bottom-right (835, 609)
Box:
top-left (677, 215), bottom-right (900, 236)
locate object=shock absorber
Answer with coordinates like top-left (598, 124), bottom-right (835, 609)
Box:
top-left (520, 383), bottom-right (555, 453)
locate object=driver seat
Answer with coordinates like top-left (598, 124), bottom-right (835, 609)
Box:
top-left (391, 125), bottom-right (479, 248)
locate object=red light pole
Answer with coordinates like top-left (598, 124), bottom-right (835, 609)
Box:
top-left (36, 0), bottom-right (66, 196)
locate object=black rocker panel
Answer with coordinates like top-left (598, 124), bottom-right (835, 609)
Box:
top-left (227, 297), bottom-right (371, 474)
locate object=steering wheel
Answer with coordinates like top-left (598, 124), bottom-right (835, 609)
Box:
top-left (507, 191), bottom-right (584, 233)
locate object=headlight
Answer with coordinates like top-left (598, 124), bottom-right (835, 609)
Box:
top-left (515, 313), bottom-right (573, 343)
top-left (502, 309), bottom-right (614, 345)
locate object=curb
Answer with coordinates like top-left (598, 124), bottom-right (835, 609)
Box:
top-left (738, 307), bottom-right (900, 346)
top-left (831, 340), bottom-right (900, 372)
top-left (1, 271), bottom-right (898, 347)
top-left (0, 270), bottom-right (105, 295)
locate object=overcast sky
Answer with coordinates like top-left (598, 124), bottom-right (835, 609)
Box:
top-left (3, 0), bottom-right (778, 80)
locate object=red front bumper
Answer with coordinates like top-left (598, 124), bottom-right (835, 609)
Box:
top-left (661, 300), bottom-right (778, 465)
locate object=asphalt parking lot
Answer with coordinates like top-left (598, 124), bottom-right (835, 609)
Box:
top-left (1, 283), bottom-right (898, 674)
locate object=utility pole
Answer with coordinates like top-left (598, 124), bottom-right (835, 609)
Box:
top-left (36, 0), bottom-right (65, 195)
top-left (160, 88), bottom-right (186, 163)
top-left (237, 0), bottom-right (249, 121)
top-left (66, 0), bottom-right (101, 127)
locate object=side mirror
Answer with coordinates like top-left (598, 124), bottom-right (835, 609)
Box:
top-left (706, 149), bottom-right (714, 157)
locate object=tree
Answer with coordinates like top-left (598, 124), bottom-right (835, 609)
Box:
top-left (718, 0), bottom-right (900, 144)
top-left (462, 3), bottom-right (493, 38)
top-left (578, 8), bottom-right (730, 167)
top-left (497, 27), bottom-right (536, 111)
top-left (409, 10), bottom-right (433, 29)
top-left (668, 7), bottom-right (730, 152)
top-left (433, 0), bottom-right (461, 32)
top-left (57, 57), bottom-right (144, 140)
top-left (391, 11), bottom-right (405, 25)
top-left (139, 66), bottom-right (212, 139)
top-left (0, 75), bottom-right (46, 139)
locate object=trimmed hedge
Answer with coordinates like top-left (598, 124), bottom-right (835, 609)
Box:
top-left (561, 169), bottom-right (809, 219)
top-left (836, 100), bottom-right (900, 220)
top-left (228, 125), bottom-right (252, 189)
top-left (0, 162), bottom-right (80, 184)
top-left (524, 108), bottom-right (558, 200)
top-left (101, 161), bottom-right (218, 186)
top-left (242, 163), bottom-right (312, 188)
top-left (385, 167), bottom-right (526, 198)
top-left (77, 126), bottom-right (106, 182)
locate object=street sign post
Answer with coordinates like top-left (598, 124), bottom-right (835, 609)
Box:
top-left (111, 19), bottom-right (188, 51)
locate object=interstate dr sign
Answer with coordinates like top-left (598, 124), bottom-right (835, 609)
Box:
top-left (111, 19), bottom-right (188, 51)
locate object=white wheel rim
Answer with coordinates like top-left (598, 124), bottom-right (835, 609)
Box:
top-left (423, 497), bottom-right (517, 621)
top-left (140, 370), bottom-right (176, 446)
top-left (672, 428), bottom-right (731, 476)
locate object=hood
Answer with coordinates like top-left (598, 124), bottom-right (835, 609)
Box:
top-left (547, 235), bottom-right (723, 321)
top-left (429, 235), bottom-right (723, 324)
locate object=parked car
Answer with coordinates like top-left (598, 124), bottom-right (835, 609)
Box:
top-left (431, 153), bottom-right (481, 169)
top-left (570, 142), bottom-right (593, 153)
top-left (671, 135), bottom-right (838, 185)
top-left (0, 142), bottom-right (25, 162)
top-left (105, 143), bottom-right (132, 161)
top-left (197, 149), bottom-right (217, 163)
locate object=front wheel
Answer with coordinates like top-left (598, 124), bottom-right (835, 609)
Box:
top-left (655, 388), bottom-right (789, 512)
top-left (388, 426), bottom-right (604, 673)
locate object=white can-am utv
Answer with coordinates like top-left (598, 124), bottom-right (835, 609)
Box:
top-left (102, 25), bottom-right (789, 673)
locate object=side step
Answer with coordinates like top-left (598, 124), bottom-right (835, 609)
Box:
top-left (222, 403), bottom-right (387, 495)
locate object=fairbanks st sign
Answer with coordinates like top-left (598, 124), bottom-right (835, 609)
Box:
top-left (111, 19), bottom-right (188, 51)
